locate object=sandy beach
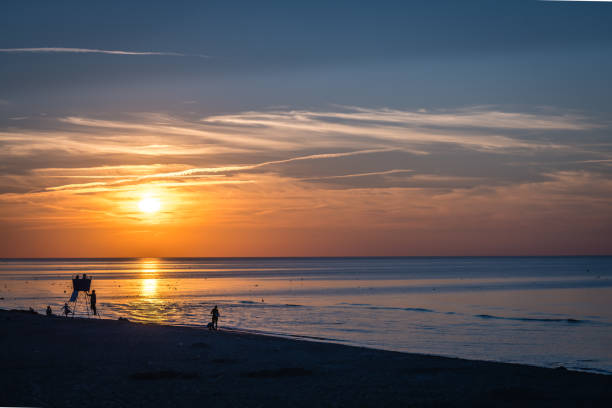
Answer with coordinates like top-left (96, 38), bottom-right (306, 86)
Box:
top-left (1, 309), bottom-right (611, 407)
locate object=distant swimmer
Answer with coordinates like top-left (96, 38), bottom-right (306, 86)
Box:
top-left (210, 305), bottom-right (220, 330)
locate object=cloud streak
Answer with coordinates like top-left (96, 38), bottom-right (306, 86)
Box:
top-left (0, 47), bottom-right (207, 57)
top-left (43, 148), bottom-right (395, 192)
top-left (207, 107), bottom-right (595, 131)
top-left (1, 105), bottom-right (610, 197)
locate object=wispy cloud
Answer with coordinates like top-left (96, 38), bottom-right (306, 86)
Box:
top-left (0, 47), bottom-right (207, 57)
top-left (1, 105), bottom-right (610, 198)
top-left (43, 148), bottom-right (395, 192)
top-left (300, 169), bottom-right (413, 181)
top-left (53, 107), bottom-right (596, 158)
top-left (206, 107), bottom-right (595, 132)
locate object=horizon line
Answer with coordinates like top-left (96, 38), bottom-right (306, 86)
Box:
top-left (1, 255), bottom-right (610, 260)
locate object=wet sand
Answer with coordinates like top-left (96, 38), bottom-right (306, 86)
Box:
top-left (1, 309), bottom-right (611, 407)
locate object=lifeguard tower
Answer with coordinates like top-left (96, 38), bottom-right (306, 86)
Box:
top-left (67, 274), bottom-right (95, 317)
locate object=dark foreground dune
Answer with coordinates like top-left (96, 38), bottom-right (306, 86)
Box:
top-left (1, 309), bottom-right (611, 407)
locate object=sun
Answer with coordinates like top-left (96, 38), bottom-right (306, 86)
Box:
top-left (138, 196), bottom-right (161, 214)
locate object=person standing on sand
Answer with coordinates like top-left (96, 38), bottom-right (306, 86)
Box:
top-left (46, 305), bottom-right (52, 316)
top-left (86, 290), bottom-right (97, 315)
top-left (211, 305), bottom-right (220, 330)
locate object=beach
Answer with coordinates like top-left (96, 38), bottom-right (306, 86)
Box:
top-left (1, 309), bottom-right (611, 407)
top-left (3, 257), bottom-right (611, 374)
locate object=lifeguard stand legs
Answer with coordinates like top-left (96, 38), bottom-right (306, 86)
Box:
top-left (70, 291), bottom-right (91, 318)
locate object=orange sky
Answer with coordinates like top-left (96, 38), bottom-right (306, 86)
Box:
top-left (1, 108), bottom-right (611, 257)
top-left (2, 1), bottom-right (612, 257)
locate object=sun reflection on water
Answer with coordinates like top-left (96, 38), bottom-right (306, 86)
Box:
top-left (141, 278), bottom-right (158, 297)
top-left (140, 259), bottom-right (159, 298)
top-left (133, 259), bottom-right (166, 323)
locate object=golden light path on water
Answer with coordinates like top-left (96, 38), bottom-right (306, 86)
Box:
top-left (140, 259), bottom-right (159, 297)
top-left (141, 278), bottom-right (158, 297)
top-left (134, 259), bottom-right (164, 322)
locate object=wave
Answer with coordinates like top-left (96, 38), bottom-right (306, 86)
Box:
top-left (336, 303), bottom-right (436, 313)
top-left (475, 314), bottom-right (585, 324)
top-left (571, 367), bottom-right (612, 375)
top-left (404, 307), bottom-right (435, 313)
top-left (366, 306), bottom-right (435, 313)
top-left (232, 300), bottom-right (304, 307)
top-left (337, 302), bottom-right (372, 306)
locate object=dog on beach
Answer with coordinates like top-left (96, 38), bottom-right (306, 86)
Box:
top-left (206, 322), bottom-right (215, 330)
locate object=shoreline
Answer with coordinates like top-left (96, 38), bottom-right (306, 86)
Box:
top-left (215, 325), bottom-right (612, 376)
top-left (2, 308), bottom-right (611, 407)
top-left (202, 324), bottom-right (612, 376)
top-left (7, 307), bottom-right (609, 376)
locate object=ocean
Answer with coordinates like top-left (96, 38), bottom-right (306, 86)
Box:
top-left (1, 257), bottom-right (611, 374)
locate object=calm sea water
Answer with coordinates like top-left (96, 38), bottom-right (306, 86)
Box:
top-left (1, 257), bottom-right (611, 374)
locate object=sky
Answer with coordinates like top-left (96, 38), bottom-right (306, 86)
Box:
top-left (1, 0), bottom-right (611, 257)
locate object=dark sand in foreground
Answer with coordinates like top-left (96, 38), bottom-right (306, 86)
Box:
top-left (1, 309), bottom-right (611, 407)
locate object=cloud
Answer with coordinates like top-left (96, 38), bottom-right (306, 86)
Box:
top-left (207, 107), bottom-right (595, 131)
top-left (42, 148), bottom-right (395, 192)
top-left (1, 105), bottom-right (610, 198)
top-left (0, 47), bottom-right (207, 57)
top-left (201, 107), bottom-right (596, 152)
top-left (53, 106), bottom-right (596, 159)
top-left (300, 169), bottom-right (413, 181)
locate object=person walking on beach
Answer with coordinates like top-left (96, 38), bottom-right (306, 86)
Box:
top-left (210, 305), bottom-right (220, 330)
top-left (87, 290), bottom-right (97, 315)
top-left (62, 302), bottom-right (72, 317)
top-left (46, 305), bottom-right (53, 316)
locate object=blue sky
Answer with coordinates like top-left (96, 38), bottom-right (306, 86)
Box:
top-left (1, 0), bottom-right (611, 114)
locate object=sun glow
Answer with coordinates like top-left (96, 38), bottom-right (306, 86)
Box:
top-left (138, 196), bottom-right (161, 214)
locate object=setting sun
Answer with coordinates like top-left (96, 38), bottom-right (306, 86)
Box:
top-left (138, 196), bottom-right (161, 214)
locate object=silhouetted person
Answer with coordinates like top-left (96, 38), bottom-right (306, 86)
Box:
top-left (46, 305), bottom-right (52, 316)
top-left (63, 303), bottom-right (72, 317)
top-left (87, 290), bottom-right (97, 315)
top-left (83, 273), bottom-right (87, 279)
top-left (75, 274), bottom-right (80, 279)
top-left (211, 305), bottom-right (220, 329)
